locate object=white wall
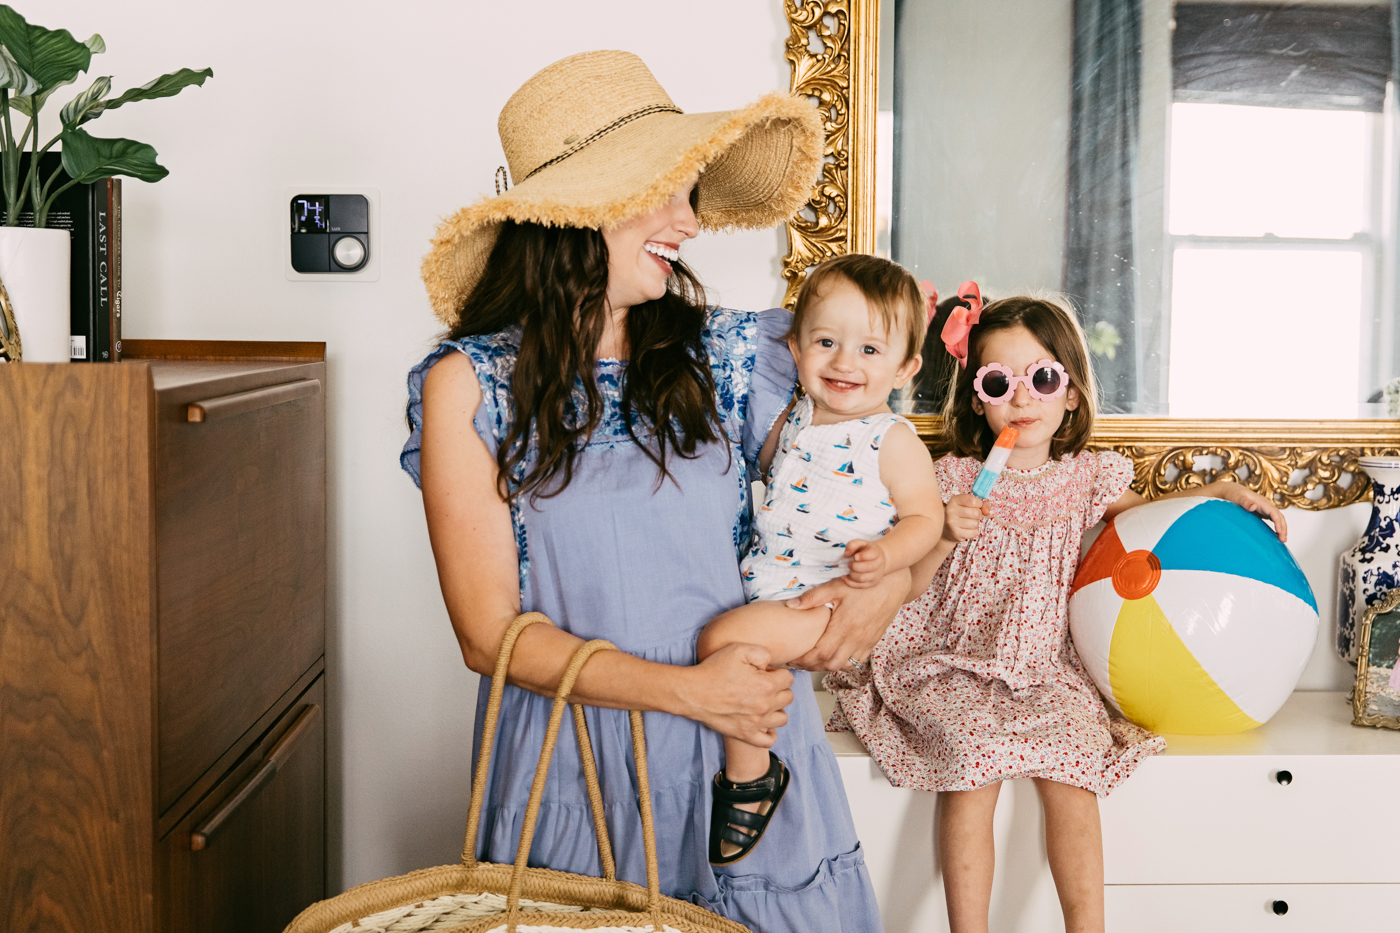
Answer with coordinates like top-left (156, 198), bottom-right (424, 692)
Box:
top-left (43, 0), bottom-right (792, 890)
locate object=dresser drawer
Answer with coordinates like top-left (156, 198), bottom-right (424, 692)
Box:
top-left (1101, 754), bottom-right (1400, 884)
top-left (1106, 883), bottom-right (1400, 930)
top-left (154, 363), bottom-right (326, 814)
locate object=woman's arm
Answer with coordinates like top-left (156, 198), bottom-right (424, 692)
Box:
top-left (1102, 480), bottom-right (1288, 541)
top-left (419, 352), bottom-right (795, 747)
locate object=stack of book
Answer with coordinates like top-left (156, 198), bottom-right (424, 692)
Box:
top-left (3, 152), bottom-right (121, 362)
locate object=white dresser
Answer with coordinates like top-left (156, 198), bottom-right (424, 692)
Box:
top-left (820, 689), bottom-right (1400, 932)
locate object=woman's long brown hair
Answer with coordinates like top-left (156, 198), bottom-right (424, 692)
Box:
top-left (448, 220), bottom-right (722, 504)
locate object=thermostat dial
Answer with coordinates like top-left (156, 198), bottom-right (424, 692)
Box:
top-left (333, 235), bottom-right (366, 269)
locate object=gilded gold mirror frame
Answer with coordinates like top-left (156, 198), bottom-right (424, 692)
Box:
top-left (779, 0), bottom-right (1400, 511)
top-left (1353, 586), bottom-right (1400, 729)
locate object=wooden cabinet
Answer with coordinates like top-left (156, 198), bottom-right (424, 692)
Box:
top-left (0, 340), bottom-right (327, 933)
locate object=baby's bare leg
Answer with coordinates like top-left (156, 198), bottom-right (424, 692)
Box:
top-left (697, 600), bottom-right (831, 781)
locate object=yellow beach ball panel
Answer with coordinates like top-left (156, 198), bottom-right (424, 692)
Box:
top-left (1107, 593), bottom-right (1260, 735)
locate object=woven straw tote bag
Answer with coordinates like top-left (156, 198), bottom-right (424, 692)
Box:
top-left (284, 612), bottom-right (752, 933)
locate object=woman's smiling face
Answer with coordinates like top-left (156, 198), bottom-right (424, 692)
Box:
top-left (601, 182), bottom-right (699, 313)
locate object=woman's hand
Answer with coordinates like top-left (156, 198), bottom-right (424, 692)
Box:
top-left (679, 643), bottom-right (795, 747)
top-left (1206, 480), bottom-right (1289, 542)
top-left (784, 569), bottom-right (911, 671)
top-left (844, 539), bottom-right (886, 587)
top-left (943, 494), bottom-right (988, 543)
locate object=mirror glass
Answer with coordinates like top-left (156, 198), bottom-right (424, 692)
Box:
top-left (881, 0), bottom-right (1399, 417)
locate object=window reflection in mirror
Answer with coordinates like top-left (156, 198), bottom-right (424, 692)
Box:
top-left (884, 0), bottom-right (1398, 419)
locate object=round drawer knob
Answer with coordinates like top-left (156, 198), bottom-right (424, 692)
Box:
top-left (333, 236), bottom-right (365, 269)
top-left (1275, 769), bottom-right (1292, 785)
top-left (1271, 899), bottom-right (1289, 915)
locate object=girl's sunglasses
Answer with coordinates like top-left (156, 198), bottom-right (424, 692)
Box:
top-left (974, 360), bottom-right (1069, 405)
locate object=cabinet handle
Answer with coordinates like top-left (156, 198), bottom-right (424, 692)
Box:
top-left (190, 703), bottom-right (322, 851)
top-left (1271, 900), bottom-right (1289, 915)
top-left (186, 379), bottom-right (320, 423)
top-left (1275, 769), bottom-right (1292, 785)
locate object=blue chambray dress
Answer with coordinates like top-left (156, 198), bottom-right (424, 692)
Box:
top-left (401, 307), bottom-right (883, 933)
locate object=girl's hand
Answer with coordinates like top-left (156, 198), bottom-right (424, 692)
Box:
top-left (681, 643), bottom-right (795, 747)
top-left (1208, 481), bottom-right (1289, 542)
top-left (844, 539), bottom-right (886, 587)
top-left (943, 494), bottom-right (989, 543)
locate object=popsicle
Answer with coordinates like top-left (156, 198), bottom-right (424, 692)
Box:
top-left (971, 426), bottom-right (1019, 499)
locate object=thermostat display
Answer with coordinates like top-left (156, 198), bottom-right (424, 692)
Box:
top-left (290, 193), bottom-right (369, 272)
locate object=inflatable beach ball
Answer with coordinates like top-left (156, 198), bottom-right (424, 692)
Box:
top-left (1068, 497), bottom-right (1318, 735)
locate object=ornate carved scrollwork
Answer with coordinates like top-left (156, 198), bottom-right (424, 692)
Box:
top-left (782, 0), bottom-right (868, 308)
top-left (1104, 444), bottom-right (1400, 511)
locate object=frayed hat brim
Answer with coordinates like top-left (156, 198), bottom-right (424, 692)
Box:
top-left (421, 92), bottom-right (824, 325)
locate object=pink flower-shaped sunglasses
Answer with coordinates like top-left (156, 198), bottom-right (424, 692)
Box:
top-left (973, 359), bottom-right (1069, 405)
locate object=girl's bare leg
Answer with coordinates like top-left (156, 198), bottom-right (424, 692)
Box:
top-left (939, 782), bottom-right (1001, 933)
top-left (1034, 778), bottom-right (1105, 933)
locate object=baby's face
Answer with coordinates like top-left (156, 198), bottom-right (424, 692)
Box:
top-left (788, 277), bottom-right (922, 424)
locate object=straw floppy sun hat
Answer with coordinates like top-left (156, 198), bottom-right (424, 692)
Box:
top-left (421, 49), bottom-right (825, 325)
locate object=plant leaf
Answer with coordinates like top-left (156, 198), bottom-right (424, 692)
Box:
top-left (10, 76), bottom-right (73, 118)
top-left (59, 75), bottom-right (110, 126)
top-left (0, 43), bottom-right (36, 96)
top-left (84, 33), bottom-right (104, 55)
top-left (0, 5), bottom-right (92, 91)
top-left (59, 127), bottom-right (168, 184)
top-left (106, 66), bottom-right (212, 111)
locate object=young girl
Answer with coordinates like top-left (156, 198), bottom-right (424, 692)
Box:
top-left (826, 294), bottom-right (1288, 933)
top-left (697, 253), bottom-right (945, 865)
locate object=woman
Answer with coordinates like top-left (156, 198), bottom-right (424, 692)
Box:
top-left (402, 51), bottom-right (906, 931)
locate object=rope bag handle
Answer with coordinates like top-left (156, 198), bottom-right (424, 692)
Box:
top-left (463, 613), bottom-right (663, 928)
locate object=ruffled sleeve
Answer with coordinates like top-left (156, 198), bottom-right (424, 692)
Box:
top-left (741, 308), bottom-right (797, 473)
top-left (935, 454), bottom-right (976, 503)
top-left (1089, 449), bottom-right (1135, 524)
top-left (400, 333), bottom-right (515, 489)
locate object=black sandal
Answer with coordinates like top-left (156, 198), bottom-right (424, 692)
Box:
top-left (708, 752), bottom-right (789, 866)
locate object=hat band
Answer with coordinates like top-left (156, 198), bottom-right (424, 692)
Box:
top-left (522, 104), bottom-right (683, 182)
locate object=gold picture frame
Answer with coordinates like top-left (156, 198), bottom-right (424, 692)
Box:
top-left (1353, 587), bottom-right (1400, 729)
top-left (779, 0), bottom-right (1400, 511)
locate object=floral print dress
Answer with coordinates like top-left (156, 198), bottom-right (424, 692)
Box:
top-left (827, 450), bottom-right (1165, 795)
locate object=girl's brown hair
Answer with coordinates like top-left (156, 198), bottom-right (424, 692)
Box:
top-left (448, 219), bottom-right (722, 504)
top-left (942, 295), bottom-right (1098, 460)
top-left (789, 253), bottom-right (927, 362)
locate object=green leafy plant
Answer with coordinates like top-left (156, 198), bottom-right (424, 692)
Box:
top-left (1087, 320), bottom-right (1122, 361)
top-left (0, 5), bottom-right (211, 227)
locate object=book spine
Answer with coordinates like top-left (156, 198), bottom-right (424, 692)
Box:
top-left (111, 179), bottom-right (121, 361)
top-left (93, 181), bottom-right (111, 361)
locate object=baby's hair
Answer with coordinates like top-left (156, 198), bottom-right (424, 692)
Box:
top-left (788, 253), bottom-right (927, 363)
top-left (943, 294), bottom-right (1099, 460)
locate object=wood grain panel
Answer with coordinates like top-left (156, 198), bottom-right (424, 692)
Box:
top-left (124, 340), bottom-right (325, 362)
top-left (153, 363), bottom-right (326, 814)
top-left (0, 363), bottom-right (157, 933)
top-left (159, 676), bottom-right (325, 933)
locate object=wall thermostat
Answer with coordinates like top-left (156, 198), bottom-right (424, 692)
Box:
top-left (283, 186), bottom-right (380, 282)
top-left (290, 194), bottom-right (369, 272)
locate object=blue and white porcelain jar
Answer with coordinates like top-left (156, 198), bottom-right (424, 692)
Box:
top-left (1338, 456), bottom-right (1400, 663)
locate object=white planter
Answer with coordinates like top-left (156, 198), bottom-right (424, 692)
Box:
top-left (0, 226), bottom-right (70, 363)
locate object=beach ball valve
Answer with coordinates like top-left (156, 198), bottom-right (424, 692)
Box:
top-left (1069, 497), bottom-right (1318, 735)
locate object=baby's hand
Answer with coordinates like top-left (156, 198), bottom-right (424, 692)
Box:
top-left (943, 494), bottom-right (988, 543)
top-left (844, 539), bottom-right (886, 587)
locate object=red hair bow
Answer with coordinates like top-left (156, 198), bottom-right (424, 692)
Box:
top-left (940, 281), bottom-right (983, 369)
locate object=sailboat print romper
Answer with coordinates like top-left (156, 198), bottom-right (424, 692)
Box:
top-left (741, 394), bottom-right (915, 601)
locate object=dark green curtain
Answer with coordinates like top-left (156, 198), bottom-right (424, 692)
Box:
top-left (1063, 0), bottom-right (1142, 414)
